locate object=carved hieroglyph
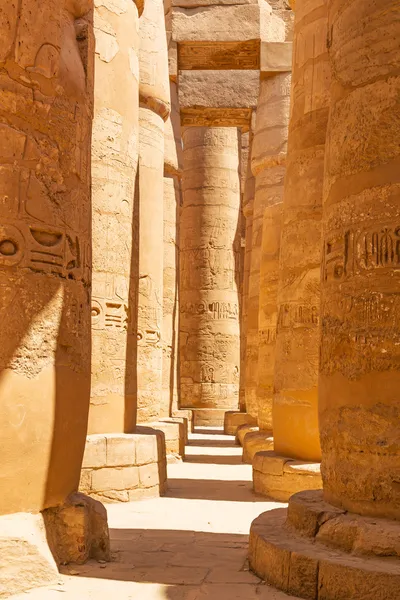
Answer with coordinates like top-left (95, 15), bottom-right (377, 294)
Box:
top-left (180, 127), bottom-right (241, 411)
top-left (0, 0), bottom-right (94, 514)
top-left (320, 0), bottom-right (400, 519)
top-left (272, 0), bottom-right (329, 461)
top-left (137, 0), bottom-right (170, 422)
top-left (88, 0), bottom-right (140, 435)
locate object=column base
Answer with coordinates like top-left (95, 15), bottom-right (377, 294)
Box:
top-left (171, 408), bottom-right (194, 433)
top-left (80, 428), bottom-right (167, 503)
top-left (223, 411), bottom-right (257, 435)
top-left (148, 417), bottom-right (187, 462)
top-left (242, 430), bottom-right (274, 464)
top-left (236, 423), bottom-right (259, 446)
top-left (1, 493), bottom-right (110, 597)
top-left (253, 451), bottom-right (322, 501)
top-left (192, 408), bottom-right (226, 427)
top-left (249, 490), bottom-right (400, 600)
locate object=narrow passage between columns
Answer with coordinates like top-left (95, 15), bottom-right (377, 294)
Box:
top-left (9, 429), bottom-right (300, 600)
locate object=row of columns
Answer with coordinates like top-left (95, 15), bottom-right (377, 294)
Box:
top-left (249, 0), bottom-right (400, 597)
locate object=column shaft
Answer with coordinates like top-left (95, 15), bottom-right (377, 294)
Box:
top-left (180, 127), bottom-right (241, 411)
top-left (272, 0), bottom-right (330, 461)
top-left (89, 0), bottom-right (140, 434)
top-left (137, 0), bottom-right (170, 423)
top-left (0, 0), bottom-right (94, 513)
top-left (320, 0), bottom-right (400, 518)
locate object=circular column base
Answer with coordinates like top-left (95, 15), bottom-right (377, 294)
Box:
top-left (242, 430), bottom-right (274, 464)
top-left (249, 490), bottom-right (400, 600)
top-left (236, 424), bottom-right (259, 446)
top-left (223, 411), bottom-right (257, 435)
top-left (252, 451), bottom-right (322, 501)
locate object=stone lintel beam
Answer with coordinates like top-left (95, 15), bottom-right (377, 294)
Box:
top-left (260, 41), bottom-right (292, 76)
top-left (172, 4), bottom-right (268, 44)
top-left (177, 40), bottom-right (260, 70)
top-left (181, 108), bottom-right (253, 130)
top-left (179, 69), bottom-right (259, 109)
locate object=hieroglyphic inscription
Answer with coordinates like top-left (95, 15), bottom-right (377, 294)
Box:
top-left (278, 302), bottom-right (319, 329)
top-left (180, 301), bottom-right (239, 320)
top-left (323, 224), bottom-right (400, 283)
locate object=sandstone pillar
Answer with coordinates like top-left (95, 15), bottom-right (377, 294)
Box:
top-left (0, 0), bottom-right (109, 589)
top-left (251, 0), bottom-right (326, 495)
top-left (320, 0), bottom-right (400, 519)
top-left (0, 0), bottom-right (93, 516)
top-left (241, 74), bottom-right (291, 463)
top-left (224, 130), bottom-right (258, 435)
top-left (162, 83), bottom-right (181, 419)
top-left (180, 127), bottom-right (241, 424)
top-left (88, 0), bottom-right (140, 435)
top-left (250, 2), bottom-right (400, 597)
top-left (79, 0), bottom-right (168, 503)
top-left (136, 0), bottom-right (170, 423)
top-left (271, 0), bottom-right (329, 465)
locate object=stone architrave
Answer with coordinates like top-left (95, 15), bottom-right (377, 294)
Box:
top-left (137, 0), bottom-right (171, 423)
top-left (180, 127), bottom-right (241, 415)
top-left (88, 0), bottom-right (141, 435)
top-left (272, 0), bottom-right (330, 462)
top-left (0, 0), bottom-right (94, 515)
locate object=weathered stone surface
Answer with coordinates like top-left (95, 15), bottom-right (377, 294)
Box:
top-left (43, 493), bottom-right (110, 566)
top-left (249, 505), bottom-right (400, 600)
top-left (181, 107), bottom-right (253, 129)
top-left (0, 0), bottom-right (94, 514)
top-left (319, 0), bottom-right (400, 519)
top-left (89, 0), bottom-right (140, 434)
top-left (178, 70), bottom-right (259, 111)
top-left (260, 41), bottom-right (292, 74)
top-left (246, 74), bottom-right (291, 422)
top-left (80, 430), bottom-right (167, 502)
top-left (236, 424), bottom-right (259, 447)
top-left (162, 82), bottom-right (182, 421)
top-left (253, 454), bottom-right (322, 502)
top-left (178, 40), bottom-right (261, 71)
top-left (173, 2), bottom-right (285, 44)
top-left (224, 411), bottom-right (257, 435)
top-left (272, 0), bottom-right (328, 463)
top-left (139, 0), bottom-right (170, 117)
top-left (180, 128), bottom-right (241, 412)
top-left (242, 431), bottom-right (274, 464)
top-left (0, 513), bottom-right (58, 597)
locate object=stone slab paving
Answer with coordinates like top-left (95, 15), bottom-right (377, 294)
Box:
top-left (10, 429), bottom-right (299, 600)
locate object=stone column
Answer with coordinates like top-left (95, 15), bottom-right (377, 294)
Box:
top-left (136, 0), bottom-right (170, 423)
top-left (0, 0), bottom-right (93, 516)
top-left (320, 0), bottom-right (400, 519)
top-left (180, 127), bottom-right (241, 424)
top-left (241, 74), bottom-right (291, 463)
top-left (79, 0), bottom-right (168, 504)
top-left (88, 0), bottom-right (140, 435)
top-left (224, 126), bottom-right (258, 435)
top-left (271, 0), bottom-right (330, 464)
top-left (252, 0), bottom-right (327, 495)
top-left (162, 82), bottom-right (182, 420)
top-left (250, 3), bottom-right (400, 598)
top-left (0, 0), bottom-right (109, 588)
